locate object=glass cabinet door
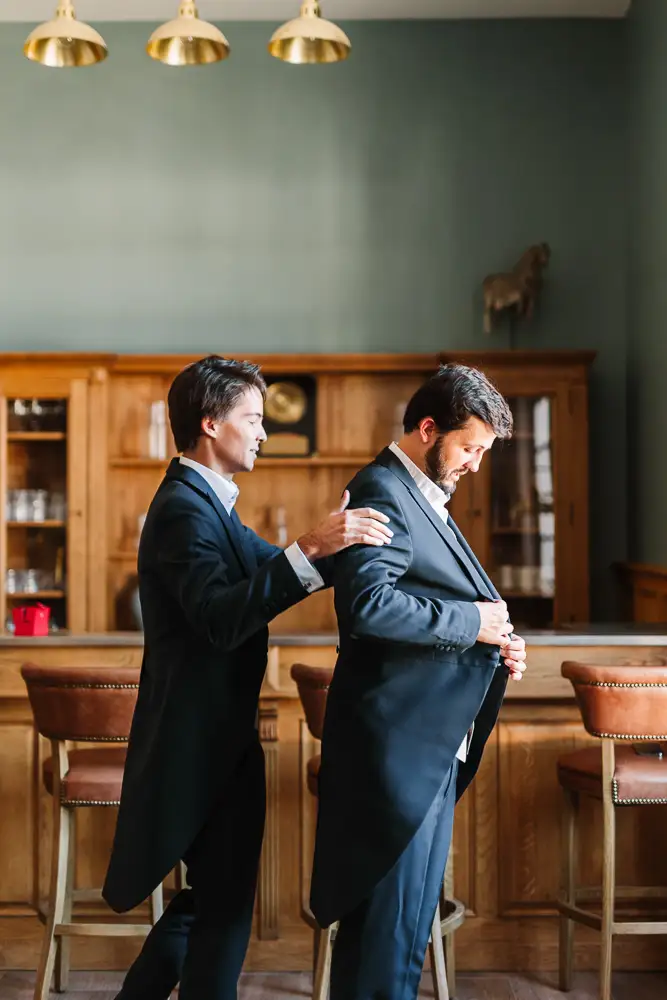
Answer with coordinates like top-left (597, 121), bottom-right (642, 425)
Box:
top-left (490, 396), bottom-right (555, 628)
top-left (1, 379), bottom-right (88, 634)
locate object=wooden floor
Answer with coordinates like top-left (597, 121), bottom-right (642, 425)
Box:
top-left (1, 971), bottom-right (666, 1000)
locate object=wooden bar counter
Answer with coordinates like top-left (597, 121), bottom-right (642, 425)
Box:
top-left (1, 627), bottom-right (667, 974)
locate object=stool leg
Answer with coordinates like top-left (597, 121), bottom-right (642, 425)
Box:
top-left (444, 925), bottom-right (456, 997)
top-left (443, 855), bottom-right (457, 996)
top-left (600, 743), bottom-right (616, 1000)
top-left (175, 860), bottom-right (189, 891)
top-left (54, 808), bottom-right (75, 993)
top-left (34, 798), bottom-right (71, 1000)
top-left (558, 787), bottom-right (578, 992)
top-left (150, 882), bottom-right (164, 924)
top-left (428, 900), bottom-right (449, 1000)
top-left (313, 924), bottom-right (334, 1000)
top-left (313, 925), bottom-right (321, 979)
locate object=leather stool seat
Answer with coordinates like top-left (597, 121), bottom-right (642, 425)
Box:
top-left (306, 754), bottom-right (321, 797)
top-left (43, 748), bottom-right (127, 805)
top-left (558, 745), bottom-right (667, 805)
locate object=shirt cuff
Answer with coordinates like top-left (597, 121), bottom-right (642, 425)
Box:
top-left (284, 542), bottom-right (325, 594)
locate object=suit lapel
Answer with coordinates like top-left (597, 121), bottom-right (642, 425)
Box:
top-left (375, 448), bottom-right (493, 599)
top-left (230, 508), bottom-right (258, 572)
top-left (448, 517), bottom-right (498, 599)
top-left (166, 459), bottom-right (252, 576)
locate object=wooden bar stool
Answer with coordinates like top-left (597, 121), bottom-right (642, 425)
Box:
top-left (21, 664), bottom-right (164, 1000)
top-left (557, 659), bottom-right (667, 1000)
top-left (291, 663), bottom-right (465, 1000)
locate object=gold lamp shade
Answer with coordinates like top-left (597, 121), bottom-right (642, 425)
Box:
top-left (147, 1), bottom-right (230, 66)
top-left (268, 1), bottom-right (351, 65)
top-left (24, 2), bottom-right (107, 68)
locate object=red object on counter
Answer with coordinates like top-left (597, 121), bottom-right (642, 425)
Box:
top-left (13, 603), bottom-right (50, 636)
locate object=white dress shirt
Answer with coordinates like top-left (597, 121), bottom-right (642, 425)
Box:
top-left (179, 457), bottom-right (325, 594)
top-left (388, 442), bottom-right (472, 763)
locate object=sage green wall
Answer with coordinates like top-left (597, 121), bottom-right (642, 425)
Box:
top-left (628, 0), bottom-right (667, 568)
top-left (0, 20), bottom-right (627, 616)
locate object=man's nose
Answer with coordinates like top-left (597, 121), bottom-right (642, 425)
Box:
top-left (258, 424), bottom-right (268, 443)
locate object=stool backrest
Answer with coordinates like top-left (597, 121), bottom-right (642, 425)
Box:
top-left (562, 660), bottom-right (667, 740)
top-left (21, 664), bottom-right (140, 742)
top-left (290, 663), bottom-right (334, 740)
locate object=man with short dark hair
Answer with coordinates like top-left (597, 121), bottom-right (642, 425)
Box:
top-left (103, 355), bottom-right (393, 1000)
top-left (311, 364), bottom-right (527, 1000)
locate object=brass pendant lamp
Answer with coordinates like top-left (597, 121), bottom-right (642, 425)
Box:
top-left (268, 1), bottom-right (351, 65)
top-left (24, 2), bottom-right (107, 68)
top-left (147, 1), bottom-right (230, 66)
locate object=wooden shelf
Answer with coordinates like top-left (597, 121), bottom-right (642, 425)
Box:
top-left (7, 432), bottom-right (65, 442)
top-left (256, 456), bottom-right (373, 468)
top-left (503, 591), bottom-right (554, 599)
top-left (110, 458), bottom-right (169, 469)
top-left (109, 456), bottom-right (373, 469)
top-left (7, 521), bottom-right (65, 529)
top-left (6, 590), bottom-right (65, 600)
top-left (110, 551), bottom-right (138, 562)
top-left (492, 527), bottom-right (540, 535)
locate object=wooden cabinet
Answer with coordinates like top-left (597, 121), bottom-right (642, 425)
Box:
top-left (444, 352), bottom-right (593, 627)
top-left (0, 357), bottom-right (111, 634)
top-left (0, 350), bottom-right (594, 633)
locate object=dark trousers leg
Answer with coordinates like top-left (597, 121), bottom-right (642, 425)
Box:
top-left (330, 761), bottom-right (458, 1000)
top-left (115, 737), bottom-right (266, 1000)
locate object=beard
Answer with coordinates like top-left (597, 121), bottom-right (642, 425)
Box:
top-left (425, 436), bottom-right (463, 500)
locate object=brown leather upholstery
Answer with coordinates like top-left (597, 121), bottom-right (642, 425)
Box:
top-left (558, 745), bottom-right (667, 804)
top-left (43, 747), bottom-right (127, 805)
top-left (21, 664), bottom-right (140, 741)
top-left (307, 754), bottom-right (321, 798)
top-left (291, 663), bottom-right (334, 740)
top-left (561, 660), bottom-right (667, 739)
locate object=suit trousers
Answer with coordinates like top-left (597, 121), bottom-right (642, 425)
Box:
top-left (329, 759), bottom-right (458, 1000)
top-left (115, 736), bottom-right (266, 1000)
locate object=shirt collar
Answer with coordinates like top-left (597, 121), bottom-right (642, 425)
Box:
top-left (388, 441), bottom-right (449, 515)
top-left (179, 456), bottom-right (239, 515)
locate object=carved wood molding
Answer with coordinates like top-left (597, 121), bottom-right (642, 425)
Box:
top-left (258, 700), bottom-right (279, 940)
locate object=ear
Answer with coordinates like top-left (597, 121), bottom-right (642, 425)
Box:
top-left (200, 416), bottom-right (217, 439)
top-left (418, 416), bottom-right (437, 443)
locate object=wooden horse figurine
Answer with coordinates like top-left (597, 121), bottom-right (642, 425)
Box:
top-left (482, 243), bottom-right (550, 334)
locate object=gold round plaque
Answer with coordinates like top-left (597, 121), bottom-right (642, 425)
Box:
top-left (265, 381), bottom-right (307, 425)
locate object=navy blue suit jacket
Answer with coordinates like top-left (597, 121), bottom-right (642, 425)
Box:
top-left (310, 448), bottom-right (507, 926)
top-left (104, 458), bottom-right (329, 913)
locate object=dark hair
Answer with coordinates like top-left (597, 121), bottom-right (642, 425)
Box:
top-left (168, 355), bottom-right (266, 453)
top-left (403, 364), bottom-right (513, 439)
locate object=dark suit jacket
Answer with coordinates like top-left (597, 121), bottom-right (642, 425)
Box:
top-left (310, 447), bottom-right (507, 927)
top-left (103, 458), bottom-right (327, 913)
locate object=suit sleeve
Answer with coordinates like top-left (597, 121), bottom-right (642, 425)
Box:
top-left (242, 525), bottom-right (333, 588)
top-left (333, 472), bottom-right (481, 650)
top-left (154, 501), bottom-right (308, 652)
